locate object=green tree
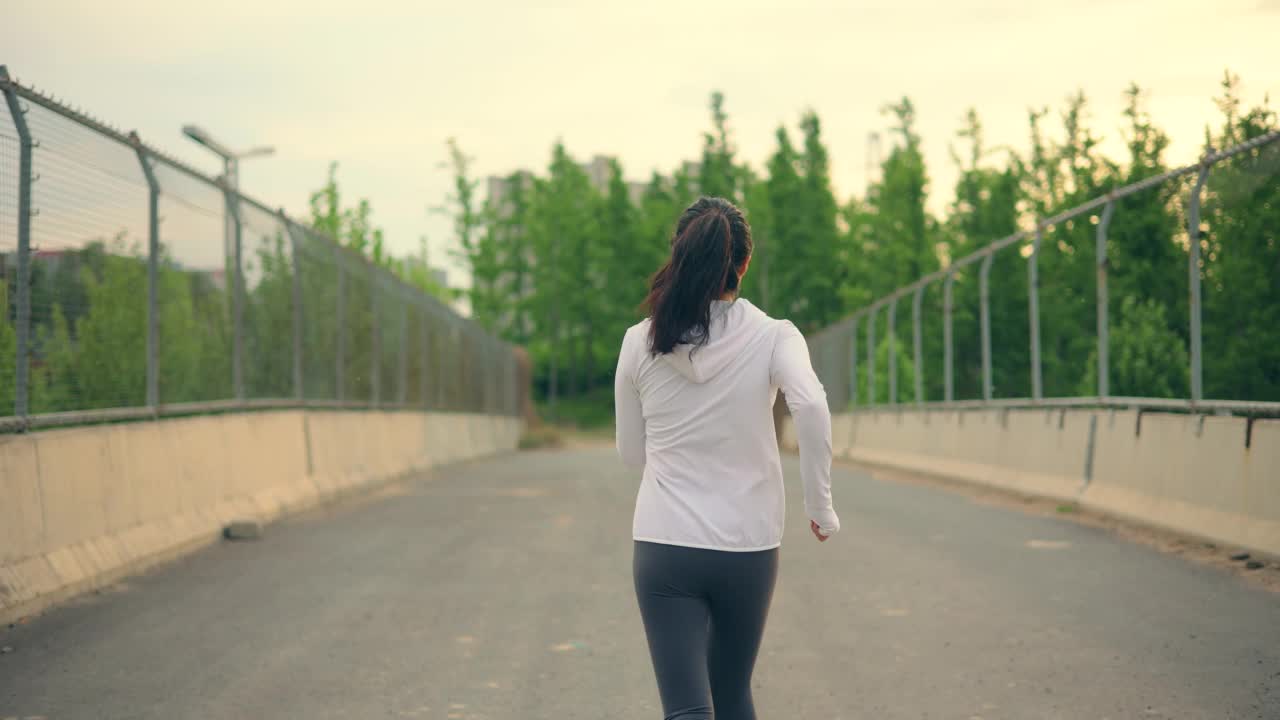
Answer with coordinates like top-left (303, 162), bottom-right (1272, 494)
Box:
top-left (793, 111), bottom-right (843, 328)
top-left (764, 125), bottom-right (806, 321)
top-left (525, 142), bottom-right (598, 413)
top-left (439, 139), bottom-right (498, 328)
top-left (158, 261), bottom-right (232, 404)
top-left (944, 109), bottom-right (1023, 400)
top-left (738, 167), bottom-right (773, 310)
top-left (60, 239), bottom-right (148, 410)
top-left (1016, 93), bottom-right (1113, 397)
top-left (698, 91), bottom-right (740, 201)
top-left (1080, 296), bottom-right (1187, 398)
top-left (244, 230), bottom-right (295, 399)
top-left (598, 159), bottom-right (645, 353)
top-left (763, 111), bottom-right (845, 331)
top-left (875, 98), bottom-right (938, 291)
top-left (482, 173), bottom-right (534, 344)
top-left (1199, 72), bottom-right (1280, 401)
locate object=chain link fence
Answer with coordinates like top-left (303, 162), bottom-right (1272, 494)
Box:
top-left (0, 67), bottom-right (520, 431)
top-left (807, 129), bottom-right (1280, 416)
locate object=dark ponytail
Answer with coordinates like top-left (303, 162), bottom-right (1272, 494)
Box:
top-left (644, 196), bottom-right (753, 356)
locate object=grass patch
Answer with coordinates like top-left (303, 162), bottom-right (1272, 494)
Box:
top-left (1056, 503), bottom-right (1079, 514)
top-left (535, 386), bottom-right (615, 431)
top-left (518, 424), bottom-right (565, 450)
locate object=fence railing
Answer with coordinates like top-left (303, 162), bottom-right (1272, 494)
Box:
top-left (0, 66), bottom-right (520, 432)
top-left (807, 129), bottom-right (1280, 416)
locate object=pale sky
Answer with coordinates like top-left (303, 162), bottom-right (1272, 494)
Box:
top-left (7, 0), bottom-right (1278, 287)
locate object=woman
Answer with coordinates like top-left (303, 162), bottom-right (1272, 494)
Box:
top-left (614, 196), bottom-right (840, 719)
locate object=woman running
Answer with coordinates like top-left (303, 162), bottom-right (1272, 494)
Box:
top-left (614, 196), bottom-right (840, 720)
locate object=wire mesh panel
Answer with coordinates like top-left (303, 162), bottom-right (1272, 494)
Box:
top-left (374, 270), bottom-right (402, 406)
top-left (442, 318), bottom-right (464, 411)
top-left (295, 227), bottom-right (339, 402)
top-left (24, 103), bottom-right (150, 413)
top-left (464, 326), bottom-right (482, 411)
top-left (984, 245), bottom-right (1030, 400)
top-left (153, 162), bottom-right (234, 405)
top-left (337, 248), bottom-right (374, 403)
top-left (238, 200), bottom-right (294, 400)
top-left (0, 118), bottom-right (18, 413)
top-left (427, 304), bottom-right (452, 411)
top-left (0, 75), bottom-right (520, 425)
top-left (404, 299), bottom-right (426, 407)
top-left (950, 266), bottom-right (982, 401)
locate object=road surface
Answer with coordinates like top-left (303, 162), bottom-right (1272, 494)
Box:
top-left (2, 445), bottom-right (1278, 719)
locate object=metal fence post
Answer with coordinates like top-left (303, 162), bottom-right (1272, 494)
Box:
top-left (1096, 200), bottom-right (1114, 399)
top-left (436, 315), bottom-right (448, 410)
top-left (427, 299), bottom-right (437, 407)
top-left (912, 286), bottom-right (924, 405)
top-left (477, 331), bottom-right (486, 413)
top-left (505, 348), bottom-right (513, 417)
top-left (849, 317), bottom-right (858, 408)
top-left (1187, 161), bottom-right (1211, 405)
top-left (397, 288), bottom-right (408, 406)
top-left (866, 307), bottom-right (876, 405)
top-left (2, 68), bottom-right (32, 419)
top-left (335, 244), bottom-right (346, 402)
top-left (131, 135), bottom-right (161, 410)
top-left (510, 347), bottom-right (518, 416)
top-left (370, 265), bottom-right (381, 406)
top-left (1028, 226), bottom-right (1044, 401)
top-left (943, 271), bottom-right (955, 403)
top-left (510, 348), bottom-right (518, 417)
top-left (979, 252), bottom-right (994, 402)
top-left (482, 336), bottom-right (492, 415)
top-left (227, 189), bottom-right (245, 402)
top-left (887, 298), bottom-right (898, 404)
top-left (283, 216), bottom-right (304, 402)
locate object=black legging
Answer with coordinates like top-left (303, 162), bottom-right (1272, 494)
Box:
top-left (633, 540), bottom-right (779, 720)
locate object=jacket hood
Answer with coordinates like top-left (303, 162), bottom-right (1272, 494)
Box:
top-left (658, 298), bottom-right (770, 384)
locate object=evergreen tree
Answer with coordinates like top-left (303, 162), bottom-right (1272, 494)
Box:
top-left (698, 91), bottom-right (740, 202)
top-left (1199, 73), bottom-right (1280, 401)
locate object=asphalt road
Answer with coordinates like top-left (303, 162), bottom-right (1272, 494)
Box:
top-left (2, 445), bottom-right (1278, 719)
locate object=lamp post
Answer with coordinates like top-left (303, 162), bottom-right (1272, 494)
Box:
top-left (182, 125), bottom-right (275, 400)
top-left (182, 124), bottom-right (274, 191)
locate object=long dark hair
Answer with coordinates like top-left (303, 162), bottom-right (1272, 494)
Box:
top-left (644, 196), bottom-right (753, 356)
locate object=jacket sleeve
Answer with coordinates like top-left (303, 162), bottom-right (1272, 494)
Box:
top-left (614, 328), bottom-right (647, 469)
top-left (769, 320), bottom-right (840, 536)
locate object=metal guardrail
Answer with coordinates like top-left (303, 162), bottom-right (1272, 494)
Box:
top-left (0, 65), bottom-right (521, 432)
top-left (808, 129), bottom-right (1280, 417)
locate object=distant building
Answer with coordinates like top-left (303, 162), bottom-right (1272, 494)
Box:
top-left (582, 155), bottom-right (612, 192)
top-left (627, 182), bottom-right (647, 207)
top-left (486, 171), bottom-right (534, 220)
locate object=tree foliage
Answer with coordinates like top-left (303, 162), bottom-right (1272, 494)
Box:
top-left (16, 77), bottom-right (1275, 423)
top-left (436, 78), bottom-right (1277, 415)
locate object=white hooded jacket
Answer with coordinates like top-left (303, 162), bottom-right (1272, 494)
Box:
top-left (614, 298), bottom-right (840, 551)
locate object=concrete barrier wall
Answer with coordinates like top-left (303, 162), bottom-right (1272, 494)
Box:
top-left (782, 409), bottom-right (1279, 557)
top-left (1087, 411), bottom-right (1280, 558)
top-left (0, 410), bottom-right (523, 625)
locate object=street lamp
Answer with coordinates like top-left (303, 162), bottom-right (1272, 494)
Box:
top-left (181, 124), bottom-right (274, 402)
top-left (181, 124), bottom-right (275, 192)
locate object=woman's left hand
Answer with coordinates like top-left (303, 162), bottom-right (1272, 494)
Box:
top-left (810, 520), bottom-right (830, 542)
